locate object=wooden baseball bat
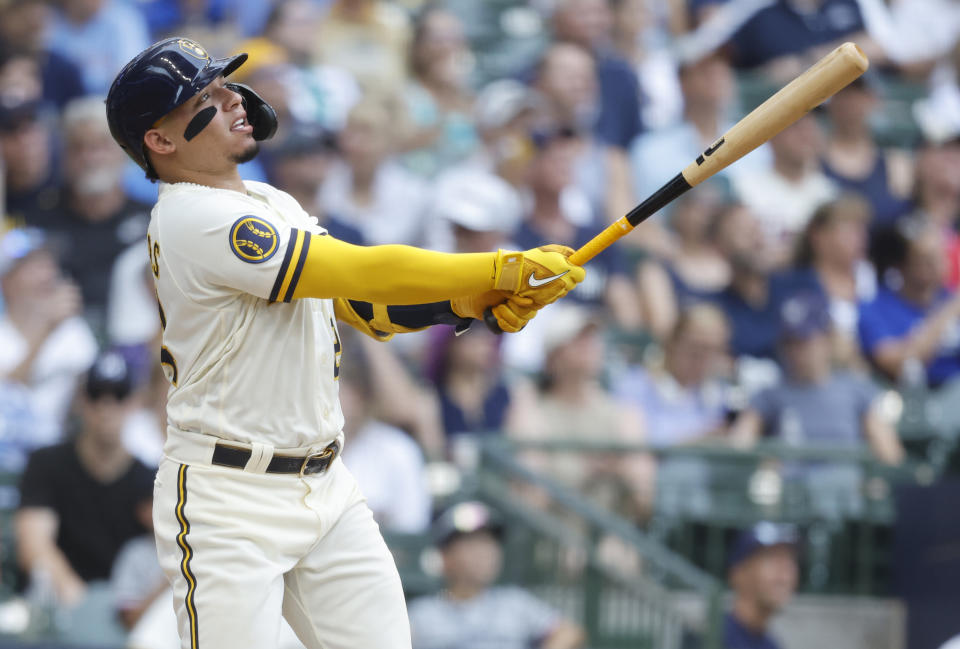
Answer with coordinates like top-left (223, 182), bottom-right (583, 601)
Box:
top-left (485, 41), bottom-right (869, 333)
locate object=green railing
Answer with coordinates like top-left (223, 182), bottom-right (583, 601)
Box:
top-left (479, 438), bottom-right (725, 649)
top-left (484, 437), bottom-right (922, 597)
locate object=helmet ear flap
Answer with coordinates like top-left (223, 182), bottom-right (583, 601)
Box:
top-left (226, 82), bottom-right (278, 142)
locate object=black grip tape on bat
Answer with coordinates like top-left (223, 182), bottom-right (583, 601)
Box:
top-left (184, 106), bottom-right (217, 141)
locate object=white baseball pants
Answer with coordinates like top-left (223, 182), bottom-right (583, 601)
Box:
top-left (152, 433), bottom-right (411, 649)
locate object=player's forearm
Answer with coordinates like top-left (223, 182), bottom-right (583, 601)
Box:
top-left (293, 236), bottom-right (496, 304)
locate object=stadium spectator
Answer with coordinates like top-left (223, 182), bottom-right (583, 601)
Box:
top-left (859, 218), bottom-right (960, 388)
top-left (234, 0), bottom-right (361, 132)
top-left (609, 0), bottom-right (683, 131)
top-left (265, 128), bottom-right (365, 245)
top-left (14, 351), bottom-right (154, 606)
top-left (321, 97), bottom-right (429, 246)
top-left (532, 42), bottom-right (634, 225)
top-left (0, 97), bottom-right (58, 220)
top-left (511, 305), bottom-right (650, 514)
top-left (711, 202), bottom-right (806, 363)
top-left (511, 128), bottom-right (642, 329)
top-left (0, 228), bottom-right (97, 442)
top-left (724, 522), bottom-right (799, 649)
top-left (727, 0), bottom-right (870, 79)
top-left (636, 186), bottom-right (731, 340)
top-left (400, 6), bottom-right (479, 178)
top-left (314, 0), bottom-right (412, 92)
top-left (732, 292), bottom-right (904, 467)
top-left (0, 0), bottom-right (85, 111)
top-left (461, 79), bottom-right (539, 187)
top-left (425, 323), bottom-right (537, 445)
top-left (907, 130), bottom-right (960, 288)
top-left (551, 0), bottom-right (643, 149)
top-left (426, 166), bottom-right (521, 253)
top-left (630, 50), bottom-right (768, 210)
top-left (617, 303), bottom-right (732, 447)
top-left (46, 0), bottom-right (150, 95)
top-left (26, 97), bottom-right (151, 334)
top-left (339, 350), bottom-right (431, 534)
top-left (820, 77), bottom-right (913, 228)
top-left (732, 113), bottom-right (837, 266)
top-left (136, 0), bottom-right (244, 55)
top-left (615, 304), bottom-right (732, 518)
top-left (408, 501), bottom-right (586, 649)
top-left (790, 195), bottom-right (876, 368)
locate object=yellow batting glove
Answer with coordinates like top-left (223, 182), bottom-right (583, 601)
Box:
top-left (493, 245), bottom-right (586, 307)
top-left (451, 291), bottom-right (538, 333)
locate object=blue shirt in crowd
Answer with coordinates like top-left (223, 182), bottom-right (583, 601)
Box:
top-left (751, 371), bottom-right (877, 446)
top-left (858, 286), bottom-right (960, 387)
top-left (712, 273), bottom-right (819, 360)
top-left (730, 0), bottom-right (864, 69)
top-left (724, 613), bottom-right (782, 649)
top-left (47, 0), bottom-right (150, 95)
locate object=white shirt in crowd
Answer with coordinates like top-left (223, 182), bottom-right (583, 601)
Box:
top-left (341, 419), bottom-right (431, 534)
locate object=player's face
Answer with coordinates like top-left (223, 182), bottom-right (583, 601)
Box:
top-left (151, 76), bottom-right (258, 175)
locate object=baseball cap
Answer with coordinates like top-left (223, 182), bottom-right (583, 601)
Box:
top-left (270, 126), bottom-right (337, 159)
top-left (542, 304), bottom-right (600, 356)
top-left (474, 80), bottom-right (538, 132)
top-left (0, 228), bottom-right (48, 277)
top-left (431, 170), bottom-right (521, 233)
top-left (779, 292), bottom-right (831, 342)
top-left (0, 96), bottom-right (48, 133)
top-left (432, 501), bottom-right (504, 548)
top-left (727, 522), bottom-right (799, 572)
top-left (85, 350), bottom-right (135, 401)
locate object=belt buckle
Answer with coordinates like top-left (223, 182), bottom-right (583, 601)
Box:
top-left (298, 444), bottom-right (336, 478)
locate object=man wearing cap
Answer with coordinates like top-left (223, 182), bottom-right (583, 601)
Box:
top-left (0, 96), bottom-right (60, 219)
top-left (730, 293), bottom-right (903, 514)
top-left (104, 38), bottom-right (584, 649)
top-left (14, 351), bottom-right (154, 607)
top-left (724, 522), bottom-right (799, 649)
top-left (408, 501), bottom-right (585, 649)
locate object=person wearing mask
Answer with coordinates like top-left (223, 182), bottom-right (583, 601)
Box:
top-left (408, 501), bottom-right (586, 649)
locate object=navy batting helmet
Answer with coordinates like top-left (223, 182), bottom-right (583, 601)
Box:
top-left (106, 37), bottom-right (275, 178)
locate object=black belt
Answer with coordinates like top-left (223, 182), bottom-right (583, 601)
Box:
top-left (211, 440), bottom-right (341, 476)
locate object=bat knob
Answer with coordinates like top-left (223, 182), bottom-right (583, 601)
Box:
top-left (482, 307), bottom-right (504, 335)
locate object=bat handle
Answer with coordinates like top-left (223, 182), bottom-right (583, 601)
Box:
top-left (482, 219), bottom-right (630, 334)
top-left (483, 307), bottom-right (503, 334)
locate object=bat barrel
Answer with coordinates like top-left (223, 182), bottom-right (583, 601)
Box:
top-left (680, 42), bottom-right (869, 188)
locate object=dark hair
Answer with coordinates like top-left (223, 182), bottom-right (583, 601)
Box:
top-left (408, 2), bottom-right (446, 80)
top-left (793, 194), bottom-right (870, 267)
top-left (869, 216), bottom-right (936, 285)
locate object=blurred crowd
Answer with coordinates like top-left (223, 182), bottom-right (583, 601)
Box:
top-left (2, 0), bottom-right (960, 646)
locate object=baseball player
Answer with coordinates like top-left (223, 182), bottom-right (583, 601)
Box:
top-left (104, 38), bottom-right (585, 649)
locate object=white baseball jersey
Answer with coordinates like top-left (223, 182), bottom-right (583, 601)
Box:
top-left (147, 180), bottom-right (344, 449)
